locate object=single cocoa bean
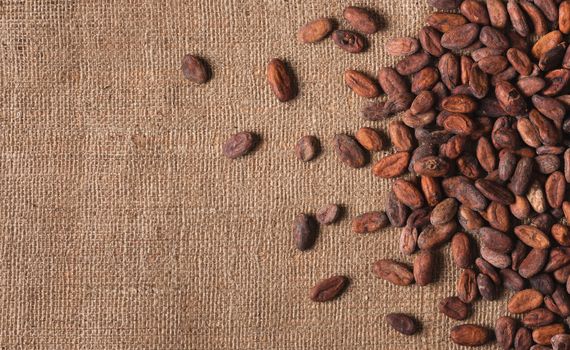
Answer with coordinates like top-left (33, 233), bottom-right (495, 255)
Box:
top-left (309, 275), bottom-right (349, 302)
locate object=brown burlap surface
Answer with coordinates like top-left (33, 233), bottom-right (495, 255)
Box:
top-left (1, 1), bottom-right (511, 349)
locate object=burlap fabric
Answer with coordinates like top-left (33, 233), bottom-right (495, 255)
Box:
top-left (1, 1), bottom-right (509, 349)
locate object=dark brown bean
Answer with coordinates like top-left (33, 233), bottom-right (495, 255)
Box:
top-left (496, 316), bottom-right (517, 350)
top-left (223, 132), bottom-right (257, 159)
top-left (385, 313), bottom-right (418, 335)
top-left (439, 296), bottom-right (469, 320)
top-left (293, 214), bottom-right (317, 251)
top-left (295, 135), bottom-right (319, 162)
top-left (309, 275), bottom-right (349, 302)
top-left (333, 134), bottom-right (368, 169)
top-left (373, 259), bottom-right (414, 286)
top-left (343, 6), bottom-right (379, 34)
top-left (332, 30), bottom-right (367, 53)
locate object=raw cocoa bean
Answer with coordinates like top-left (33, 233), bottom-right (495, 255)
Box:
top-left (386, 37), bottom-right (420, 56)
top-left (412, 67), bottom-right (440, 94)
top-left (309, 275), bottom-right (349, 302)
top-left (552, 224), bottom-right (570, 246)
top-left (389, 121), bottom-right (414, 151)
top-left (373, 152), bottom-right (410, 178)
top-left (400, 225), bottom-right (418, 255)
top-left (496, 316), bottom-right (517, 350)
top-left (441, 23), bottom-right (480, 50)
top-left (332, 30), bottom-right (367, 53)
top-left (352, 211), bottom-right (389, 234)
top-left (443, 176), bottom-right (488, 211)
top-left (419, 26), bottom-right (446, 57)
top-left (461, 55), bottom-right (474, 85)
top-left (316, 204), bottom-right (340, 225)
top-left (333, 134), bottom-right (368, 168)
top-left (495, 81), bottom-right (527, 116)
top-left (532, 30), bottom-right (563, 60)
top-left (373, 259), bottom-right (414, 286)
top-left (533, 0), bottom-right (558, 23)
top-left (484, 201), bottom-right (511, 232)
top-left (267, 58), bottom-right (296, 102)
top-left (499, 151), bottom-right (517, 181)
top-left (481, 245), bottom-right (512, 268)
top-left (519, 248), bottom-right (549, 279)
top-left (543, 68), bottom-right (570, 97)
top-left (536, 154), bottom-right (560, 174)
top-left (343, 6), bottom-right (379, 34)
top-left (344, 70), bottom-right (380, 98)
top-left (396, 52), bottom-right (432, 75)
top-left (441, 94), bottom-right (478, 113)
top-left (476, 257), bottom-right (502, 285)
top-left (487, 0), bottom-right (509, 29)
top-left (515, 225), bottom-right (551, 249)
top-left (501, 268), bottom-right (526, 291)
top-left (385, 313), bottom-right (418, 335)
top-left (460, 0), bottom-right (490, 25)
top-left (552, 334), bottom-right (570, 350)
top-left (523, 308), bottom-right (556, 329)
top-left (450, 324), bottom-right (490, 346)
top-left (377, 68), bottom-right (409, 97)
top-left (430, 198), bottom-right (458, 225)
top-left (355, 127), bottom-right (383, 152)
top-left (512, 240), bottom-right (530, 270)
top-left (479, 26), bottom-right (509, 50)
top-left (438, 53), bottom-right (460, 90)
top-left (414, 250), bottom-right (436, 286)
top-left (451, 232), bottom-right (473, 268)
top-left (439, 296), bottom-right (469, 320)
top-left (532, 323), bottom-right (565, 346)
top-left (426, 12), bottom-right (467, 32)
top-left (480, 227), bottom-right (513, 253)
top-left (475, 179), bottom-right (515, 205)
top-left (530, 273), bottom-right (556, 296)
top-left (509, 289), bottom-right (544, 314)
top-left (509, 157), bottom-right (534, 195)
top-left (545, 247), bottom-right (570, 272)
top-left (428, 0), bottom-right (461, 10)
top-left (295, 135), bottom-right (320, 162)
top-left (508, 48), bottom-right (533, 76)
top-left (507, 0), bottom-right (530, 37)
top-left (546, 171), bottom-right (566, 209)
top-left (561, 1), bottom-right (570, 34)
top-left (515, 327), bottom-right (533, 350)
top-left (519, 0), bottom-right (548, 36)
top-left (386, 191), bottom-right (410, 228)
top-left (222, 132), bottom-right (257, 159)
top-left (477, 273), bottom-right (498, 301)
top-left (297, 18), bottom-right (334, 43)
top-left (293, 214), bottom-right (317, 251)
top-left (421, 175), bottom-right (443, 207)
top-left (418, 221), bottom-right (457, 250)
top-left (469, 63), bottom-right (489, 98)
top-left (181, 54), bottom-right (210, 84)
top-left (457, 268), bottom-right (479, 303)
top-left (517, 77), bottom-right (546, 97)
top-left (393, 179), bottom-right (425, 209)
top-left (442, 113), bottom-right (475, 135)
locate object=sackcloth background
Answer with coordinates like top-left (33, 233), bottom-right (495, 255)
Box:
top-left (0, 0), bottom-right (511, 349)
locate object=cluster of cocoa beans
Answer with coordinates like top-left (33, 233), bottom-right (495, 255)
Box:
top-left (197, 0), bottom-right (570, 348)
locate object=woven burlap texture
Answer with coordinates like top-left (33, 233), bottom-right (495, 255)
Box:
top-left (1, 0), bottom-right (510, 349)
